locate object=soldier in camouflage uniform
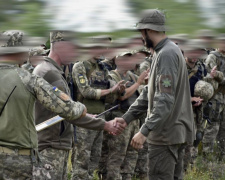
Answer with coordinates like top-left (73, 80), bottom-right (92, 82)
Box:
top-left (202, 34), bottom-right (225, 160)
top-left (22, 46), bottom-right (48, 73)
top-left (195, 29), bottom-right (216, 58)
top-left (131, 49), bottom-right (151, 180)
top-left (0, 30), bottom-right (124, 180)
top-left (182, 39), bottom-right (223, 171)
top-left (33, 31), bottom-right (79, 180)
top-left (72, 42), bottom-right (125, 180)
top-left (32, 31), bottom-right (124, 179)
top-left (104, 51), bottom-right (148, 180)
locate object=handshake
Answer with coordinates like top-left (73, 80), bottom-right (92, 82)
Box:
top-left (103, 117), bottom-right (128, 135)
top-left (103, 117), bottom-right (147, 150)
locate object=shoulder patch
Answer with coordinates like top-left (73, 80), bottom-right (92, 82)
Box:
top-left (159, 75), bottom-right (173, 94)
top-left (78, 74), bottom-right (86, 86)
top-left (53, 86), bottom-right (70, 101)
top-left (59, 92), bottom-right (70, 101)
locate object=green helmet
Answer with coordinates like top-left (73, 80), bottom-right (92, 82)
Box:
top-left (194, 80), bottom-right (214, 101)
top-left (136, 9), bottom-right (166, 32)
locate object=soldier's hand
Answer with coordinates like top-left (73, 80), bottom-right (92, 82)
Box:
top-left (118, 82), bottom-right (129, 94)
top-left (191, 96), bottom-right (203, 106)
top-left (111, 80), bottom-right (125, 94)
top-left (113, 117), bottom-right (128, 129)
top-left (104, 119), bottom-right (125, 135)
top-left (137, 70), bottom-right (149, 85)
top-left (131, 132), bottom-right (147, 149)
top-left (80, 107), bottom-right (87, 118)
top-left (145, 68), bottom-right (150, 79)
top-left (210, 66), bottom-right (217, 78)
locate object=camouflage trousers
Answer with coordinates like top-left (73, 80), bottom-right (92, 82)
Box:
top-left (148, 144), bottom-right (185, 180)
top-left (98, 131), bottom-right (110, 180)
top-left (202, 94), bottom-right (225, 156)
top-left (134, 114), bottom-right (148, 180)
top-left (72, 127), bottom-right (103, 180)
top-left (0, 149), bottom-right (50, 180)
top-left (134, 141), bottom-right (149, 180)
top-left (33, 148), bottom-right (69, 180)
top-left (0, 152), bottom-right (33, 180)
top-left (106, 120), bottom-right (139, 180)
top-left (183, 106), bottom-right (204, 171)
top-left (183, 144), bottom-right (198, 172)
top-left (202, 120), bottom-right (225, 158)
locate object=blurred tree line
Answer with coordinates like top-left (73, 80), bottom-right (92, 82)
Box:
top-left (0, 0), bottom-right (50, 37)
top-left (0, 0), bottom-right (224, 38)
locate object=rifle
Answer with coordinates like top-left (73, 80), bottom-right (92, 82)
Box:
top-left (35, 104), bottom-right (119, 132)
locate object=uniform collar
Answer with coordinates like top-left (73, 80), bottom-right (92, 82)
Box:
top-left (0, 61), bottom-right (19, 67)
top-left (44, 57), bottom-right (64, 74)
top-left (154, 37), bottom-right (169, 52)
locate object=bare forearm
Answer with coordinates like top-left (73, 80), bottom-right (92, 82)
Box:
top-left (120, 83), bottom-right (140, 101)
top-left (100, 89), bottom-right (111, 97)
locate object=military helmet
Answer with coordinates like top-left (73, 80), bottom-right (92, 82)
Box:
top-left (0, 30), bottom-right (30, 55)
top-left (184, 39), bottom-right (205, 51)
top-left (194, 80), bottom-right (214, 101)
top-left (196, 29), bottom-right (215, 38)
top-left (216, 33), bottom-right (225, 41)
top-left (136, 9), bottom-right (166, 32)
top-left (50, 30), bottom-right (77, 44)
top-left (29, 46), bottom-right (49, 57)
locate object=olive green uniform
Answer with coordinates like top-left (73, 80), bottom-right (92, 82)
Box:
top-left (0, 62), bottom-right (105, 179)
top-left (122, 38), bottom-right (195, 180)
top-left (103, 70), bottom-right (140, 180)
top-left (203, 51), bottom-right (225, 159)
top-left (72, 59), bottom-right (116, 180)
top-left (33, 57), bottom-right (77, 179)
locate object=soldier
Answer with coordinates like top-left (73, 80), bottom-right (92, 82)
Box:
top-left (169, 33), bottom-right (188, 50)
top-left (114, 9), bottom-right (195, 179)
top-left (131, 48), bottom-right (152, 76)
top-left (131, 49), bottom-right (151, 180)
top-left (72, 42), bottom-right (125, 180)
top-left (22, 46), bottom-right (49, 73)
top-left (183, 39), bottom-right (223, 171)
top-left (202, 34), bottom-right (225, 161)
top-left (104, 51), bottom-right (148, 180)
top-left (195, 29), bottom-right (216, 57)
top-left (0, 31), bottom-right (124, 180)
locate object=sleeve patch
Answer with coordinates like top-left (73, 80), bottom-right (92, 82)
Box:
top-left (78, 74), bottom-right (86, 86)
top-left (59, 92), bottom-right (70, 101)
top-left (159, 75), bottom-right (173, 94)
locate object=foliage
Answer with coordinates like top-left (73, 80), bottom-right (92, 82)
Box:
top-left (0, 0), bottom-right (50, 37)
top-left (1, 0), bottom-right (223, 38)
top-left (129, 0), bottom-right (208, 36)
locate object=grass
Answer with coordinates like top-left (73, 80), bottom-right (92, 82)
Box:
top-left (68, 144), bottom-right (225, 180)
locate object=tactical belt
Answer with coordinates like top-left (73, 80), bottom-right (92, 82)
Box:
top-left (0, 146), bottom-right (31, 156)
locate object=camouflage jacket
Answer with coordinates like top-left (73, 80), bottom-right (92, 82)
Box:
top-left (139, 56), bottom-right (152, 74)
top-left (186, 61), bottom-right (207, 97)
top-left (205, 50), bottom-right (225, 98)
top-left (109, 70), bottom-right (139, 111)
top-left (33, 57), bottom-right (106, 151)
top-left (205, 51), bottom-right (225, 84)
top-left (123, 38), bottom-right (195, 145)
top-left (72, 59), bottom-right (118, 114)
top-left (0, 62), bottom-right (88, 149)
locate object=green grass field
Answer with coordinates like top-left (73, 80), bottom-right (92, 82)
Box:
top-left (67, 143), bottom-right (225, 180)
